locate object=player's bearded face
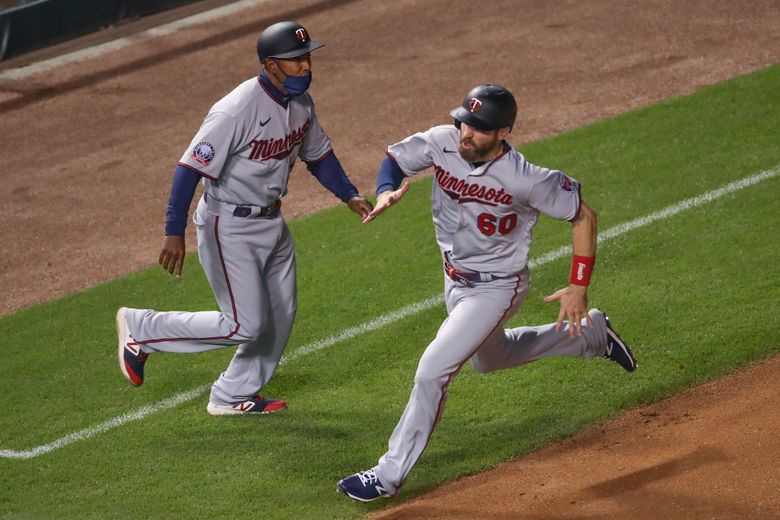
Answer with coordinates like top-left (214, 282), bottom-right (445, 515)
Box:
top-left (458, 124), bottom-right (501, 163)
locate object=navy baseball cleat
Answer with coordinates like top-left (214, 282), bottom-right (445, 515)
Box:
top-left (116, 307), bottom-right (148, 386)
top-left (602, 313), bottom-right (637, 372)
top-left (337, 469), bottom-right (392, 503)
top-left (206, 395), bottom-right (287, 416)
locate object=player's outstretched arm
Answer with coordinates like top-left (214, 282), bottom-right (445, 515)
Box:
top-left (159, 235), bottom-right (186, 277)
top-left (544, 200), bottom-right (597, 336)
top-left (305, 153), bottom-right (374, 220)
top-left (362, 182), bottom-right (410, 223)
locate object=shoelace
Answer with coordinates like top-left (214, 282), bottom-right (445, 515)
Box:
top-left (357, 470), bottom-right (378, 486)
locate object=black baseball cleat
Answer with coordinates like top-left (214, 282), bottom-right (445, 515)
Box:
top-left (117, 307), bottom-right (149, 386)
top-left (337, 469), bottom-right (392, 503)
top-left (602, 313), bottom-right (637, 372)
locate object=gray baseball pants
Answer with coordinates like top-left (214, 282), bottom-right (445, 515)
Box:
top-left (373, 270), bottom-right (608, 494)
top-left (124, 196), bottom-right (297, 405)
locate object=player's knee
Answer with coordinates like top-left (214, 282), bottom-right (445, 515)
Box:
top-left (470, 355), bottom-right (491, 374)
top-left (413, 371), bottom-right (438, 388)
top-left (237, 324), bottom-right (262, 342)
top-left (225, 315), bottom-right (264, 343)
top-left (413, 362), bottom-right (453, 388)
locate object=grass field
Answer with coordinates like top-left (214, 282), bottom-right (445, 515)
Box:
top-left (1, 64), bottom-right (779, 519)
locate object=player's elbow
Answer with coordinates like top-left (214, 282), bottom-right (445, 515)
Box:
top-left (583, 201), bottom-right (597, 220)
top-left (577, 200), bottom-right (597, 224)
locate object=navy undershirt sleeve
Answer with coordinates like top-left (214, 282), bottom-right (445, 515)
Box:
top-left (305, 152), bottom-right (359, 203)
top-left (164, 164), bottom-right (201, 236)
top-left (376, 155), bottom-right (405, 195)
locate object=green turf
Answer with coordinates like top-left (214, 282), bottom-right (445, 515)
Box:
top-left (1, 63), bottom-right (779, 519)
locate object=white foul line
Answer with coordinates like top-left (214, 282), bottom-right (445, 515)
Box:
top-left (530, 166), bottom-right (780, 265)
top-left (283, 295), bottom-right (446, 363)
top-left (2, 165), bottom-right (777, 459)
top-left (0, 385), bottom-right (210, 460)
top-left (0, 0), bottom-right (270, 84)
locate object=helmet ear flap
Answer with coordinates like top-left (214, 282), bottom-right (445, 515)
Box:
top-left (453, 119), bottom-right (461, 129)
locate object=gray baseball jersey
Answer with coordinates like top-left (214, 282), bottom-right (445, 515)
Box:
top-left (387, 124), bottom-right (580, 275)
top-left (179, 77), bottom-right (332, 206)
top-left (369, 124), bottom-right (610, 496)
top-left (125, 75), bottom-right (334, 405)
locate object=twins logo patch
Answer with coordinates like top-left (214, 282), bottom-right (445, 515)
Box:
top-left (192, 142), bottom-right (215, 165)
top-left (295, 28), bottom-right (309, 42)
top-left (558, 173), bottom-right (575, 192)
top-left (468, 97), bottom-right (482, 112)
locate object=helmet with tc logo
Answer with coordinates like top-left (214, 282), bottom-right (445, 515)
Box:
top-left (449, 84), bottom-right (517, 131)
top-left (257, 21), bottom-right (324, 62)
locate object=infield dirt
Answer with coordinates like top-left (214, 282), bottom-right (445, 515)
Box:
top-left (1, 1), bottom-right (778, 518)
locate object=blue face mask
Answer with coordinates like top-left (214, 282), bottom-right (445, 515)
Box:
top-left (282, 73), bottom-right (312, 96)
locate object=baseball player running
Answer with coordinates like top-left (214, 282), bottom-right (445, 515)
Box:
top-left (337, 84), bottom-right (636, 502)
top-left (116, 21), bottom-right (372, 415)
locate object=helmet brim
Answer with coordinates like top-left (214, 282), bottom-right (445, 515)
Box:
top-left (267, 40), bottom-right (325, 59)
top-left (449, 106), bottom-right (493, 131)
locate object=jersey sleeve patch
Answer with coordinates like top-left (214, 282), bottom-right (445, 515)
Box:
top-left (192, 142), bottom-right (216, 165)
top-left (558, 172), bottom-right (575, 192)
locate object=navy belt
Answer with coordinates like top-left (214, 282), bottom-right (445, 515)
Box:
top-left (443, 253), bottom-right (521, 287)
top-left (232, 200), bottom-right (281, 218)
top-left (443, 256), bottom-right (489, 287)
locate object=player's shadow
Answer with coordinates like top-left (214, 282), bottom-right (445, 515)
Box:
top-left (584, 444), bottom-right (729, 497)
top-left (374, 446), bottom-right (736, 520)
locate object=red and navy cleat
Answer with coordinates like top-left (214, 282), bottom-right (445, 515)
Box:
top-left (207, 395), bottom-right (287, 416)
top-left (602, 312), bottom-right (637, 372)
top-left (337, 469), bottom-right (392, 503)
top-left (116, 307), bottom-right (148, 386)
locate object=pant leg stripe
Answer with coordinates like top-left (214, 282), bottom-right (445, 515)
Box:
top-left (415, 275), bottom-right (525, 483)
top-left (134, 215), bottom-right (242, 344)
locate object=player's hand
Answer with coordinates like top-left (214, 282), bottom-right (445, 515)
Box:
top-left (347, 196), bottom-right (374, 219)
top-left (543, 284), bottom-right (592, 337)
top-left (159, 235), bottom-right (186, 277)
top-left (362, 182), bottom-right (410, 223)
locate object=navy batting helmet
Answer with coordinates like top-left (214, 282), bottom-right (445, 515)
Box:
top-left (449, 84), bottom-right (517, 131)
top-left (257, 21), bottom-right (324, 62)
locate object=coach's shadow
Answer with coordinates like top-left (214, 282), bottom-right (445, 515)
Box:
top-left (200, 407), bottom-right (402, 457)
